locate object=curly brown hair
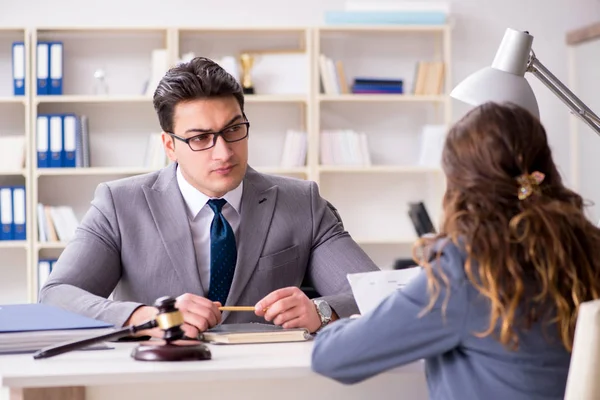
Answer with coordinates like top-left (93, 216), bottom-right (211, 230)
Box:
top-left (414, 102), bottom-right (600, 352)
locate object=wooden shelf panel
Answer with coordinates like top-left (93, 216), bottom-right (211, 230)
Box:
top-left (245, 95), bottom-right (308, 103)
top-left (354, 238), bottom-right (417, 245)
top-left (0, 241), bottom-right (28, 249)
top-left (0, 170), bottom-right (27, 177)
top-left (319, 94), bottom-right (446, 103)
top-left (318, 25), bottom-right (448, 33)
top-left (36, 167), bottom-right (157, 177)
top-left (319, 165), bottom-right (442, 173)
top-left (0, 97), bottom-right (26, 104)
top-left (36, 242), bottom-right (67, 250)
top-left (35, 95), bottom-right (152, 104)
top-left (255, 166), bottom-right (308, 175)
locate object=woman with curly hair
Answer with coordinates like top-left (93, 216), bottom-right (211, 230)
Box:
top-left (311, 102), bottom-right (600, 400)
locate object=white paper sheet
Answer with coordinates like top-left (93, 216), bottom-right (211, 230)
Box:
top-left (347, 267), bottom-right (422, 314)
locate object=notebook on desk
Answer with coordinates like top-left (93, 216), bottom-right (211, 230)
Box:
top-left (200, 323), bottom-right (311, 345)
top-left (0, 303), bottom-right (114, 354)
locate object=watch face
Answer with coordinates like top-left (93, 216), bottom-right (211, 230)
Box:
top-left (316, 300), bottom-right (332, 319)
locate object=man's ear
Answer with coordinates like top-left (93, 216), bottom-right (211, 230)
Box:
top-left (161, 132), bottom-right (177, 162)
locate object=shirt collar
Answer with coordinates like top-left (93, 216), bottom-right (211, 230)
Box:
top-left (176, 164), bottom-right (243, 219)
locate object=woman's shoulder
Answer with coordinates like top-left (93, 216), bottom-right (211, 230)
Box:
top-left (424, 236), bottom-right (470, 281)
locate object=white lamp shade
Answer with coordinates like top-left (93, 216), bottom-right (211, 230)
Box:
top-left (450, 66), bottom-right (540, 117)
top-left (450, 28), bottom-right (540, 118)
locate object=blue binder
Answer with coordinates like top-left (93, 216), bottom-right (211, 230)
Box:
top-left (49, 41), bottom-right (63, 95)
top-left (48, 114), bottom-right (63, 168)
top-left (37, 115), bottom-right (49, 168)
top-left (11, 186), bottom-right (26, 241)
top-left (0, 303), bottom-right (113, 333)
top-left (12, 42), bottom-right (25, 96)
top-left (0, 187), bottom-right (13, 240)
top-left (36, 42), bottom-right (50, 95)
top-left (62, 114), bottom-right (77, 167)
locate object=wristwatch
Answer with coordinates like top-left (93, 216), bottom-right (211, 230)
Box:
top-left (312, 299), bottom-right (332, 331)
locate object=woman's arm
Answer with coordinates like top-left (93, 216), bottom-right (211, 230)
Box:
top-left (311, 242), bottom-right (470, 384)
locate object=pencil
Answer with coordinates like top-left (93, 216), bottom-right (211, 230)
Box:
top-left (219, 306), bottom-right (256, 312)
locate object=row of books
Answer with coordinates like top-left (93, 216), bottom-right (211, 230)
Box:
top-left (37, 114), bottom-right (90, 168)
top-left (320, 130), bottom-right (372, 166)
top-left (38, 258), bottom-right (57, 291)
top-left (0, 186), bottom-right (26, 241)
top-left (37, 203), bottom-right (79, 243)
top-left (280, 130), bottom-right (307, 168)
top-left (325, 1), bottom-right (449, 25)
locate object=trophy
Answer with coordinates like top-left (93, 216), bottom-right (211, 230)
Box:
top-left (239, 53), bottom-right (255, 94)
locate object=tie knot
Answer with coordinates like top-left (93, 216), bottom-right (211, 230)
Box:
top-left (207, 198), bottom-right (227, 214)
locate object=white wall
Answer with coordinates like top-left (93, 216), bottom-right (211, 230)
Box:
top-left (3, 0), bottom-right (600, 195)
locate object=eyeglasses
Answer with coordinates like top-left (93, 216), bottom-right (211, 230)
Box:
top-left (167, 121), bottom-right (250, 151)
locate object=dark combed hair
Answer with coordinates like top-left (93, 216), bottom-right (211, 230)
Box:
top-left (152, 56), bottom-right (244, 133)
top-left (413, 102), bottom-right (600, 352)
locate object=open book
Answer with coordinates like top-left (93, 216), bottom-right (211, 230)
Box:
top-left (200, 323), bottom-right (311, 345)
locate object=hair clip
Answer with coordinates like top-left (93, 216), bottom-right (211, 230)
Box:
top-left (517, 171), bottom-right (545, 200)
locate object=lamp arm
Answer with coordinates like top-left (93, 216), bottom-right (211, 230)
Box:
top-left (527, 54), bottom-right (600, 137)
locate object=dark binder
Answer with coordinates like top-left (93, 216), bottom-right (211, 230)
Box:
top-left (408, 201), bottom-right (436, 237)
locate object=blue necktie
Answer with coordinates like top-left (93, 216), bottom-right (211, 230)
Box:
top-left (206, 199), bottom-right (237, 305)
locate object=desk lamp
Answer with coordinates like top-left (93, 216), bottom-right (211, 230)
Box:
top-left (450, 28), bottom-right (600, 136)
top-left (33, 296), bottom-right (212, 361)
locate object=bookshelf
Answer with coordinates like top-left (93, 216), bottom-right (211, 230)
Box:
top-left (0, 28), bottom-right (31, 305)
top-left (1, 24), bottom-right (451, 303)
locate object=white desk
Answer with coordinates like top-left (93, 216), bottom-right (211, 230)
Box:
top-left (0, 341), bottom-right (427, 400)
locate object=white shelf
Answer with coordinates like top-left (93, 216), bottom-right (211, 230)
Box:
top-left (319, 94), bottom-right (446, 103)
top-left (255, 166), bottom-right (308, 175)
top-left (318, 25), bottom-right (448, 33)
top-left (0, 97), bottom-right (26, 104)
top-left (245, 95), bottom-right (308, 104)
top-left (0, 170), bottom-right (27, 177)
top-left (37, 242), bottom-right (68, 250)
top-left (34, 95), bottom-right (152, 104)
top-left (0, 241), bottom-right (28, 249)
top-left (354, 238), bottom-right (417, 245)
top-left (36, 167), bottom-right (158, 177)
top-left (319, 165), bottom-right (442, 173)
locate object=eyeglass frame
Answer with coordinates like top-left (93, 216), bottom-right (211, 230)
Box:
top-left (165, 117), bottom-right (250, 152)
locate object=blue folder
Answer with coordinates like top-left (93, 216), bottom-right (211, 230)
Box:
top-left (0, 303), bottom-right (113, 333)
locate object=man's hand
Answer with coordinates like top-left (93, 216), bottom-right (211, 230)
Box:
top-left (254, 287), bottom-right (322, 333)
top-left (174, 293), bottom-right (222, 339)
top-left (125, 293), bottom-right (222, 339)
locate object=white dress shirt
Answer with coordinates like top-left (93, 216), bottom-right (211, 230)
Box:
top-left (176, 165), bottom-right (243, 294)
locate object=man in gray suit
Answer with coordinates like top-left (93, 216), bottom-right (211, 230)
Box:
top-left (39, 57), bottom-right (379, 340)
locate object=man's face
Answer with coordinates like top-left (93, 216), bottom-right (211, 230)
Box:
top-left (162, 96), bottom-right (249, 198)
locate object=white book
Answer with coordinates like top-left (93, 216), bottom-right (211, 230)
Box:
top-left (37, 203), bottom-right (47, 242)
top-left (145, 49), bottom-right (169, 97)
top-left (38, 260), bottom-right (51, 291)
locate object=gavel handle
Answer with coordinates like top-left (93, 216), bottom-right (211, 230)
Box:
top-left (33, 319), bottom-right (158, 359)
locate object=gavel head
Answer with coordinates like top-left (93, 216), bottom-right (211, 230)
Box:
top-left (153, 296), bottom-right (185, 344)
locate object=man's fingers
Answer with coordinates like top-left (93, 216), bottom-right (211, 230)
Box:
top-left (264, 295), bottom-right (298, 322)
top-left (256, 287), bottom-right (300, 315)
top-left (181, 323), bottom-right (200, 340)
top-left (272, 307), bottom-right (301, 326)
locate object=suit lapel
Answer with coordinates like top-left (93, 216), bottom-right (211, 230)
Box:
top-left (224, 169), bottom-right (277, 317)
top-left (142, 163), bottom-right (203, 296)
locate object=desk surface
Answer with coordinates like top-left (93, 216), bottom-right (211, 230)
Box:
top-left (0, 341), bottom-right (423, 389)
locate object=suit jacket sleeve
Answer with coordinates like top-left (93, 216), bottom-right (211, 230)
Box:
top-left (310, 241), bottom-right (469, 384)
top-left (307, 181), bottom-right (380, 318)
top-left (38, 183), bottom-right (144, 327)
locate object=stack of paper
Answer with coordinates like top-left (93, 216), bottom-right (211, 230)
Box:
top-left (0, 304), bottom-right (114, 354)
top-left (347, 267), bottom-right (422, 314)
